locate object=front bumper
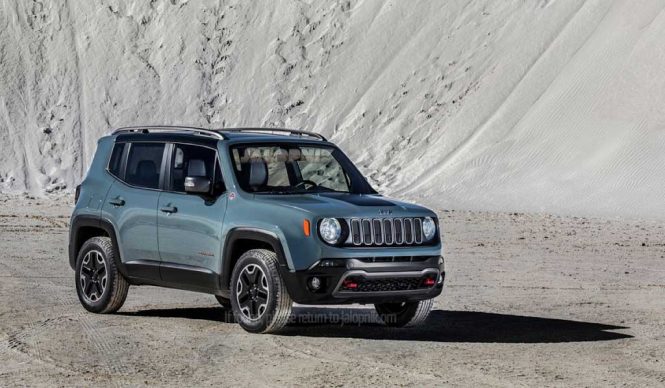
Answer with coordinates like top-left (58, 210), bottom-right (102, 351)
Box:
top-left (280, 255), bottom-right (445, 305)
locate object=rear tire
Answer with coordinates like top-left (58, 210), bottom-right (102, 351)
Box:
top-left (75, 236), bottom-right (129, 314)
top-left (230, 249), bottom-right (292, 333)
top-left (374, 299), bottom-right (433, 327)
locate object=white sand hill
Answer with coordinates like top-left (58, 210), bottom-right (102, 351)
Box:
top-left (1, 0), bottom-right (664, 218)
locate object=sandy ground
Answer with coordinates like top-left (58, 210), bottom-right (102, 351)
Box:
top-left (0, 196), bottom-right (664, 387)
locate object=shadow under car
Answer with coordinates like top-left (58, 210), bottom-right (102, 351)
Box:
top-left (121, 306), bottom-right (631, 343)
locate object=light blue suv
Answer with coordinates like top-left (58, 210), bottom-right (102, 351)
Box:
top-left (69, 126), bottom-right (444, 333)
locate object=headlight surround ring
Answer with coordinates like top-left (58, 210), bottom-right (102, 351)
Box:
top-left (319, 218), bottom-right (344, 245)
top-left (422, 216), bottom-right (437, 241)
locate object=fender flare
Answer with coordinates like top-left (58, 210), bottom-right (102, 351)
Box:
top-left (68, 215), bottom-right (129, 278)
top-left (220, 227), bottom-right (291, 290)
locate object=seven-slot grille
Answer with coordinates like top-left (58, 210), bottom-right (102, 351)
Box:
top-left (347, 217), bottom-right (424, 246)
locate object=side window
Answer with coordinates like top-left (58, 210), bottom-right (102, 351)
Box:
top-left (170, 144), bottom-right (218, 193)
top-left (108, 143), bottom-right (125, 178)
top-left (125, 143), bottom-right (166, 189)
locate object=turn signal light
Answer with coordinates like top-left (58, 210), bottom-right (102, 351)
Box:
top-left (303, 219), bottom-right (311, 237)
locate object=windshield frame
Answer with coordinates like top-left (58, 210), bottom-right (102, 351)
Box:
top-left (227, 142), bottom-right (377, 195)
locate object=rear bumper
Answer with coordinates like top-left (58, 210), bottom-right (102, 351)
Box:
top-left (280, 255), bottom-right (445, 305)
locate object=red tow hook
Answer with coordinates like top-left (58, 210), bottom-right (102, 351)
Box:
top-left (342, 279), bottom-right (358, 290)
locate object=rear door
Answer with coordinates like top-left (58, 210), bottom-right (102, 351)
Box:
top-left (157, 143), bottom-right (227, 290)
top-left (103, 141), bottom-right (167, 280)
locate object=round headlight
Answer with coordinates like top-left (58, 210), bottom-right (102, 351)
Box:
top-left (422, 217), bottom-right (437, 241)
top-left (319, 218), bottom-right (342, 244)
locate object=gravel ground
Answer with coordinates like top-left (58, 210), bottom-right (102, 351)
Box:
top-left (0, 196), bottom-right (664, 387)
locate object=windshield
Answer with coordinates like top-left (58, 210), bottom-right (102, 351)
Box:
top-left (230, 144), bottom-right (373, 194)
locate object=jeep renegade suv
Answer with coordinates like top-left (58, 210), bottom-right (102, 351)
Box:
top-left (69, 126), bottom-right (444, 333)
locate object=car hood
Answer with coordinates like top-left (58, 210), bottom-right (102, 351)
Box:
top-left (250, 192), bottom-right (435, 217)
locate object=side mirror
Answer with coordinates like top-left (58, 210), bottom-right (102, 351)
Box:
top-left (184, 176), bottom-right (211, 194)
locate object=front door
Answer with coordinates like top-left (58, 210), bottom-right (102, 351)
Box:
top-left (157, 143), bottom-right (227, 291)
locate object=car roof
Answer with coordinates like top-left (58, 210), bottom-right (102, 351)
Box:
top-left (114, 131), bottom-right (221, 147)
top-left (111, 126), bottom-right (331, 146)
top-left (220, 131), bottom-right (331, 145)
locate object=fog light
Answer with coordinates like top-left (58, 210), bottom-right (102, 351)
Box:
top-left (309, 276), bottom-right (322, 290)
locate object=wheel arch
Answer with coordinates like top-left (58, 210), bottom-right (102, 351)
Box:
top-left (220, 228), bottom-right (290, 291)
top-left (69, 215), bottom-right (129, 278)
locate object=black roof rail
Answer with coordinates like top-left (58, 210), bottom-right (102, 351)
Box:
top-left (111, 125), bottom-right (226, 140)
top-left (221, 127), bottom-right (327, 141)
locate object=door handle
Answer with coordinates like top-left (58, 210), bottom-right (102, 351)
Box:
top-left (160, 205), bottom-right (177, 214)
top-left (109, 197), bottom-right (125, 207)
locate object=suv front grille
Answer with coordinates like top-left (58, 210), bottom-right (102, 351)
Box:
top-left (347, 217), bottom-right (425, 246)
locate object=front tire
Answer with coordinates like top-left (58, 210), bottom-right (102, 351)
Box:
top-left (374, 299), bottom-right (433, 327)
top-left (230, 249), bottom-right (292, 333)
top-left (75, 236), bottom-right (129, 314)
